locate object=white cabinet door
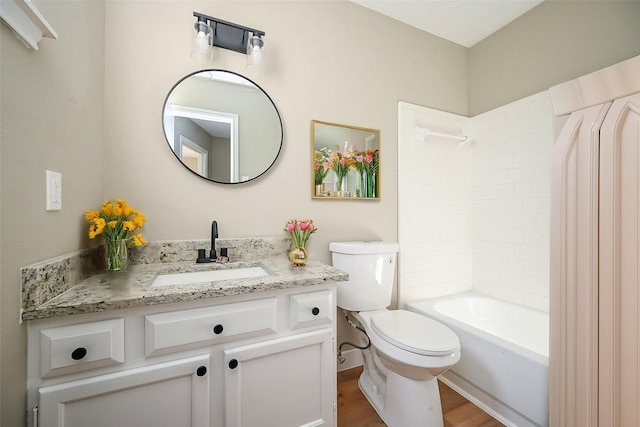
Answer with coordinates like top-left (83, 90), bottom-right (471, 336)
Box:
top-left (38, 354), bottom-right (210, 427)
top-left (224, 328), bottom-right (336, 427)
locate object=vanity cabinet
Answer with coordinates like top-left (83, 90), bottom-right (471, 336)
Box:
top-left (27, 285), bottom-right (337, 427)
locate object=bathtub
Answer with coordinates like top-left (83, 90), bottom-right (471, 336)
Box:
top-left (406, 292), bottom-right (548, 427)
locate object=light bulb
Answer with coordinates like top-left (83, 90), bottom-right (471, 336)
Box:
top-left (246, 35), bottom-right (265, 75)
top-left (191, 21), bottom-right (213, 64)
top-left (195, 30), bottom-right (209, 52)
top-left (250, 45), bottom-right (262, 65)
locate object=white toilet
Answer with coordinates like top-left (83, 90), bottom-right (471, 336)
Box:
top-left (330, 241), bottom-right (461, 427)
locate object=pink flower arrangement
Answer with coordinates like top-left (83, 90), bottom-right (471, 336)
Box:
top-left (353, 149), bottom-right (378, 175)
top-left (314, 147), bottom-right (331, 185)
top-left (328, 143), bottom-right (355, 190)
top-left (285, 219), bottom-right (317, 248)
top-left (353, 149), bottom-right (379, 197)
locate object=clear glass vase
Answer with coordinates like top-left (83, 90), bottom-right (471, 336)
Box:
top-left (105, 239), bottom-right (128, 272)
top-left (335, 173), bottom-right (348, 196)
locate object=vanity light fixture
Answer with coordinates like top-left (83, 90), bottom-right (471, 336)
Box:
top-left (191, 11), bottom-right (266, 73)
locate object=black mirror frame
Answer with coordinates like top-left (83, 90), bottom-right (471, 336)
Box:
top-left (161, 69), bottom-right (284, 184)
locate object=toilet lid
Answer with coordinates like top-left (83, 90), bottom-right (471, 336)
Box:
top-left (370, 310), bottom-right (460, 356)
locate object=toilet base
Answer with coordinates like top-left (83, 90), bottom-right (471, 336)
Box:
top-left (359, 368), bottom-right (444, 427)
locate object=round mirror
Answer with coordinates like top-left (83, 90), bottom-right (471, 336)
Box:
top-left (162, 70), bottom-right (283, 184)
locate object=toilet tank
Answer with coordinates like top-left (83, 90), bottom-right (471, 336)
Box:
top-left (329, 241), bottom-right (399, 311)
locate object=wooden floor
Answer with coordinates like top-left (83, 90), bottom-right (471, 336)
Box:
top-left (337, 366), bottom-right (505, 427)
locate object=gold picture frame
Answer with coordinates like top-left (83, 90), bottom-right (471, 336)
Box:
top-left (311, 120), bottom-right (380, 200)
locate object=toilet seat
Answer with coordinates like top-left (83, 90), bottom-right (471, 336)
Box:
top-left (371, 310), bottom-right (459, 356)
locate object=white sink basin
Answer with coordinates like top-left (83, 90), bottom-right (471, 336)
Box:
top-left (151, 266), bottom-right (269, 288)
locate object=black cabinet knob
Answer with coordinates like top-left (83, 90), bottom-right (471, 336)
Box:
top-left (312, 307), bottom-right (320, 316)
top-left (196, 366), bottom-right (207, 377)
top-left (228, 359), bottom-right (238, 369)
top-left (71, 347), bottom-right (87, 360)
top-left (213, 324), bottom-right (224, 335)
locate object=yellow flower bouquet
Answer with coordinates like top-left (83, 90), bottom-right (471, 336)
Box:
top-left (85, 199), bottom-right (147, 271)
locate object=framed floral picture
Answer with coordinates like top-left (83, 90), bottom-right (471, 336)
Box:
top-left (311, 120), bottom-right (380, 199)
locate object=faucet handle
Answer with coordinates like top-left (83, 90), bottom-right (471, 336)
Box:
top-left (215, 247), bottom-right (230, 263)
top-left (196, 249), bottom-right (214, 263)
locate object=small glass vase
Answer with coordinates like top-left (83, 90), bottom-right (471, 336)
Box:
top-left (363, 171), bottom-right (376, 198)
top-left (335, 173), bottom-right (347, 197)
top-left (105, 239), bottom-right (128, 272)
top-left (288, 246), bottom-right (308, 266)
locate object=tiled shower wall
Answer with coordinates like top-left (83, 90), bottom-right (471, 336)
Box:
top-left (470, 92), bottom-right (555, 311)
top-left (398, 91), bottom-right (556, 311)
top-left (398, 102), bottom-right (473, 304)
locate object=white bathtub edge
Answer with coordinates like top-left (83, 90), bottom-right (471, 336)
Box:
top-left (407, 291), bottom-right (549, 427)
top-left (407, 292), bottom-right (549, 365)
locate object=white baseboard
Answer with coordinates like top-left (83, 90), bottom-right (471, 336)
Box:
top-left (336, 348), bottom-right (364, 372)
top-left (439, 372), bottom-right (522, 427)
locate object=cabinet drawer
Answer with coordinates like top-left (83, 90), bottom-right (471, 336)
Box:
top-left (40, 318), bottom-right (124, 378)
top-left (290, 290), bottom-right (334, 329)
top-left (145, 298), bottom-right (277, 356)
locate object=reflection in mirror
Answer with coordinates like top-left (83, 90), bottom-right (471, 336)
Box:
top-left (162, 70), bottom-right (283, 184)
top-left (311, 120), bottom-right (380, 199)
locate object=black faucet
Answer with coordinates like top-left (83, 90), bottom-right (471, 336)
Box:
top-left (196, 221), bottom-right (227, 263)
top-left (210, 220), bottom-right (218, 259)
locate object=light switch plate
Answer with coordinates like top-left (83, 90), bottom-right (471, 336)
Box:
top-left (45, 170), bottom-right (61, 211)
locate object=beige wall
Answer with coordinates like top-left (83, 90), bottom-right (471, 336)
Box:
top-left (2, 1), bottom-right (639, 425)
top-left (469, 0), bottom-right (640, 115)
top-left (101, 1), bottom-right (467, 265)
top-left (0, 1), bottom-right (106, 425)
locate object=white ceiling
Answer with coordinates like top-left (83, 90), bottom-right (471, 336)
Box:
top-left (349, 0), bottom-right (544, 48)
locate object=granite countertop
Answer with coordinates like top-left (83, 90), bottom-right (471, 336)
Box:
top-left (21, 238), bottom-right (348, 321)
top-left (22, 257), bottom-right (347, 320)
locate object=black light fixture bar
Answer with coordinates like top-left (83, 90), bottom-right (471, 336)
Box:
top-left (193, 12), bottom-right (265, 54)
